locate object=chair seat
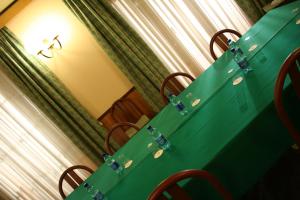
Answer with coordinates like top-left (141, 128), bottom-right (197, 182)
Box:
top-left (105, 122), bottom-right (140, 154)
top-left (126, 115), bottom-right (149, 137)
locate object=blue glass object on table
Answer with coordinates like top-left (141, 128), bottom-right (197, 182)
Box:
top-left (228, 39), bottom-right (244, 55)
top-left (92, 190), bottom-right (105, 200)
top-left (102, 153), bottom-right (123, 175)
top-left (228, 39), bottom-right (253, 74)
top-left (167, 93), bottom-right (189, 115)
top-left (231, 48), bottom-right (248, 69)
top-left (83, 183), bottom-right (105, 200)
top-left (83, 182), bottom-right (92, 191)
top-left (147, 125), bottom-right (170, 150)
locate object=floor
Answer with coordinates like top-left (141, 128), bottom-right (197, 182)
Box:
top-left (242, 148), bottom-right (300, 200)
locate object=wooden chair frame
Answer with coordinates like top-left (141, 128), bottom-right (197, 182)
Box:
top-left (160, 72), bottom-right (195, 104)
top-left (58, 165), bottom-right (94, 199)
top-left (111, 98), bottom-right (144, 124)
top-left (148, 169), bottom-right (232, 200)
top-left (274, 48), bottom-right (300, 146)
top-left (105, 122), bottom-right (140, 155)
top-left (210, 29), bottom-right (242, 60)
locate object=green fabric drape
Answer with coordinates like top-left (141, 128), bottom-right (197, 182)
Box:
top-left (0, 27), bottom-right (105, 164)
top-left (234, 0), bottom-right (270, 22)
top-left (63, 0), bottom-right (170, 112)
top-left (234, 0), bottom-right (278, 23)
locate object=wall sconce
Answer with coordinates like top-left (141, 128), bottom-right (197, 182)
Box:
top-left (37, 35), bottom-right (62, 58)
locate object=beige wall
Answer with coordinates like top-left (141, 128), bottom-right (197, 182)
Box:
top-left (6, 0), bottom-right (132, 118)
top-left (0, 0), bottom-right (31, 28)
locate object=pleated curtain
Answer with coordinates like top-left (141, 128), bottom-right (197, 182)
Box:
top-left (234, 0), bottom-right (273, 22)
top-left (111, 0), bottom-right (251, 78)
top-left (0, 69), bottom-right (96, 199)
top-left (0, 27), bottom-right (106, 164)
top-left (63, 0), bottom-right (170, 112)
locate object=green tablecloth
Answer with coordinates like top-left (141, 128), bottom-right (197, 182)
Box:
top-left (67, 2), bottom-right (300, 200)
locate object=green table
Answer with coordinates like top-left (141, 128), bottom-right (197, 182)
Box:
top-left (67, 2), bottom-right (300, 199)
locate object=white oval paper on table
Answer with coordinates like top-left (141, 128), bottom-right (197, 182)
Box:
top-left (124, 160), bottom-right (133, 169)
top-left (296, 19), bottom-right (300, 25)
top-left (249, 44), bottom-right (258, 52)
top-left (233, 77), bottom-right (243, 86)
top-left (192, 99), bottom-right (201, 107)
top-left (228, 68), bottom-right (234, 74)
top-left (154, 149), bottom-right (164, 159)
top-left (245, 36), bottom-right (251, 41)
top-left (292, 8), bottom-right (299, 13)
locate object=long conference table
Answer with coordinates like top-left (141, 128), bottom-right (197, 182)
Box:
top-left (67, 2), bottom-right (300, 199)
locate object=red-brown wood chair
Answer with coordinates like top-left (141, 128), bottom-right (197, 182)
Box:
top-left (274, 48), bottom-right (300, 146)
top-left (105, 122), bottom-right (140, 155)
top-left (111, 98), bottom-right (144, 124)
top-left (108, 98), bottom-right (149, 146)
top-left (210, 29), bottom-right (242, 61)
top-left (148, 169), bottom-right (233, 200)
top-left (160, 72), bottom-right (195, 104)
top-left (58, 165), bottom-right (94, 199)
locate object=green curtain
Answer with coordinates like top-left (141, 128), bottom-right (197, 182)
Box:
top-left (0, 27), bottom-right (105, 165)
top-left (234, 0), bottom-right (268, 22)
top-left (63, 0), bottom-right (170, 112)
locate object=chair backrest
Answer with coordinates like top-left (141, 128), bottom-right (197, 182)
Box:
top-left (160, 72), bottom-right (195, 104)
top-left (111, 98), bottom-right (144, 124)
top-left (58, 165), bottom-right (94, 199)
top-left (209, 29), bottom-right (242, 60)
top-left (148, 169), bottom-right (232, 200)
top-left (274, 48), bottom-right (300, 146)
top-left (105, 122), bottom-right (140, 155)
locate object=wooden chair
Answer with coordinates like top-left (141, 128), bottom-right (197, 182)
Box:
top-left (111, 98), bottom-right (145, 124)
top-left (210, 29), bottom-right (242, 60)
top-left (98, 88), bottom-right (156, 129)
top-left (105, 122), bottom-right (140, 155)
top-left (274, 48), bottom-right (300, 146)
top-left (58, 165), bottom-right (94, 199)
top-left (160, 72), bottom-right (195, 104)
top-left (148, 169), bottom-right (233, 200)
top-left (98, 88), bottom-right (155, 146)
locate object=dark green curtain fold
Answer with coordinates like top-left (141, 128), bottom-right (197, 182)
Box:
top-left (0, 27), bottom-right (105, 164)
top-left (63, 0), bottom-right (170, 112)
top-left (234, 0), bottom-right (273, 22)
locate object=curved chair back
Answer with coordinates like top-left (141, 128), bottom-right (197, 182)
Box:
top-left (58, 165), bottom-right (94, 199)
top-left (210, 29), bottom-right (242, 60)
top-left (111, 98), bottom-right (144, 124)
top-left (105, 122), bottom-right (140, 155)
top-left (160, 72), bottom-right (195, 104)
top-left (274, 48), bottom-right (300, 146)
top-left (148, 169), bottom-right (232, 200)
